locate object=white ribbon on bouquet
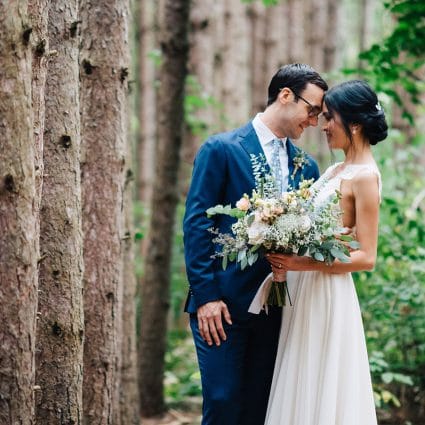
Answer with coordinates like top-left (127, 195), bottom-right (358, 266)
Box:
top-left (248, 272), bottom-right (274, 314)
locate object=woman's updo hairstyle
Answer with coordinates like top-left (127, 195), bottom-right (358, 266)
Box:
top-left (324, 80), bottom-right (388, 145)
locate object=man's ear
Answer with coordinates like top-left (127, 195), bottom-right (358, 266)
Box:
top-left (278, 87), bottom-right (292, 104)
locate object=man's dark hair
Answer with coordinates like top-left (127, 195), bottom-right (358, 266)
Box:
top-left (267, 63), bottom-right (328, 106)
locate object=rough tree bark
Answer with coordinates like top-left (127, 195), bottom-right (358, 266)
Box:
top-left (0, 1), bottom-right (37, 423)
top-left (35, 0), bottom-right (84, 422)
top-left (120, 102), bottom-right (140, 425)
top-left (137, 0), bottom-right (158, 206)
top-left (80, 0), bottom-right (130, 422)
top-left (28, 0), bottom-right (49, 205)
top-left (139, 0), bottom-right (190, 416)
top-left (185, 0), bottom-right (216, 155)
top-left (219, 0), bottom-right (250, 127)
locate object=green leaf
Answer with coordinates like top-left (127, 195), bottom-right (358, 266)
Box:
top-left (237, 250), bottom-right (246, 263)
top-left (298, 245), bottom-right (308, 256)
top-left (240, 256), bottom-right (248, 270)
top-left (249, 244), bottom-right (261, 253)
top-left (349, 241), bottom-right (361, 249)
top-left (247, 252), bottom-right (258, 266)
top-left (314, 252), bottom-right (325, 262)
top-left (222, 255), bottom-right (228, 270)
top-left (391, 373), bottom-right (414, 386)
top-left (381, 372), bottom-right (393, 384)
top-left (339, 235), bottom-right (353, 242)
top-left (330, 247), bottom-right (343, 258)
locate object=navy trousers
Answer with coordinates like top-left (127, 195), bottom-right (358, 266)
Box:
top-left (190, 307), bottom-right (282, 425)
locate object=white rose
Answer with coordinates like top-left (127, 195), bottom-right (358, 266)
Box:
top-left (298, 215), bottom-right (312, 232)
top-left (247, 216), bottom-right (268, 245)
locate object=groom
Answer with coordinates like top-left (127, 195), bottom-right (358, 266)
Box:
top-left (183, 64), bottom-right (327, 425)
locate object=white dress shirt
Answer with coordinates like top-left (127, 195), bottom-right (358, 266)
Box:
top-left (252, 113), bottom-right (289, 190)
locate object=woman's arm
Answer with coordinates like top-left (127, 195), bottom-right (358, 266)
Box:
top-left (268, 172), bottom-right (380, 274)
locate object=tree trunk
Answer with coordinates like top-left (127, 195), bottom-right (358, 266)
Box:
top-left (323, 0), bottom-right (339, 72)
top-left (35, 0), bottom-right (84, 422)
top-left (179, 0), bottom-right (217, 201)
top-left (287, 0), bottom-right (306, 64)
top-left (137, 0), bottom-right (158, 206)
top-left (80, 0), bottom-right (130, 422)
top-left (0, 1), bottom-right (37, 423)
top-left (139, 0), bottom-right (190, 416)
top-left (219, 0), bottom-right (250, 127)
top-left (185, 0), bottom-right (216, 153)
top-left (302, 0), bottom-right (328, 164)
top-left (248, 2), bottom-right (267, 116)
top-left (28, 0), bottom-right (48, 206)
top-left (357, 0), bottom-right (369, 70)
top-left (119, 97), bottom-right (140, 425)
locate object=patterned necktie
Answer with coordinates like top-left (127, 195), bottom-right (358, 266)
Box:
top-left (271, 138), bottom-right (284, 193)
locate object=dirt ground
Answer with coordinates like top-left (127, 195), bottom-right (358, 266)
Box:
top-left (141, 409), bottom-right (201, 425)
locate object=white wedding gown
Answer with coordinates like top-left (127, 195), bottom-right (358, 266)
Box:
top-left (264, 163), bottom-right (380, 425)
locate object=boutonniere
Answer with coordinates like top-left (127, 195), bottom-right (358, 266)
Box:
top-left (291, 151), bottom-right (310, 179)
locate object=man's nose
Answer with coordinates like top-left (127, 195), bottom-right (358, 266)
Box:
top-left (318, 115), bottom-right (327, 130)
top-left (309, 115), bottom-right (319, 127)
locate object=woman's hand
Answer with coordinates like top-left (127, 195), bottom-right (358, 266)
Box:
top-left (266, 253), bottom-right (315, 272)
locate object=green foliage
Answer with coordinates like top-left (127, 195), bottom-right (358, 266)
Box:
top-left (206, 204), bottom-right (246, 219)
top-left (184, 75), bottom-right (222, 139)
top-left (147, 48), bottom-right (162, 68)
top-left (164, 330), bottom-right (202, 406)
top-left (170, 204), bottom-right (190, 323)
top-left (354, 136), bottom-right (425, 412)
top-left (346, 0), bottom-right (425, 122)
top-left (133, 200), bottom-right (149, 278)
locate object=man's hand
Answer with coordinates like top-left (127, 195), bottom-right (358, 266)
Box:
top-left (197, 301), bottom-right (232, 346)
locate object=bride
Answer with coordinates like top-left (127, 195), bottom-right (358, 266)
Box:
top-left (264, 80), bottom-right (388, 424)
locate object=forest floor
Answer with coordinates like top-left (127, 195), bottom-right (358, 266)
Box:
top-left (141, 409), bottom-right (201, 425)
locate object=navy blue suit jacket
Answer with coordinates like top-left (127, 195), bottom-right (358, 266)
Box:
top-left (183, 121), bottom-right (320, 319)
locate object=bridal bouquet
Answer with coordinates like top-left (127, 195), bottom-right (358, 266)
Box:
top-left (207, 154), bottom-right (359, 306)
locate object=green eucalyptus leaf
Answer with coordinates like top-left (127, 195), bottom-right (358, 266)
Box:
top-left (222, 255), bottom-right (228, 271)
top-left (349, 241), bottom-right (361, 249)
top-left (240, 256), bottom-right (248, 270)
top-left (339, 235), bottom-right (353, 242)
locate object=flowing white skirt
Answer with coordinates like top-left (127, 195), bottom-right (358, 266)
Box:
top-left (264, 270), bottom-right (377, 425)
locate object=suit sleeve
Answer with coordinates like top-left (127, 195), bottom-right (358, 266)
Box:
top-left (183, 138), bottom-right (226, 308)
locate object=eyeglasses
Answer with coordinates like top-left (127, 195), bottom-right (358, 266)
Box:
top-left (291, 90), bottom-right (322, 118)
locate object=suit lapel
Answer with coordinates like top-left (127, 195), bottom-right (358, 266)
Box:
top-left (238, 121), bottom-right (264, 159)
top-left (238, 121), bottom-right (272, 173)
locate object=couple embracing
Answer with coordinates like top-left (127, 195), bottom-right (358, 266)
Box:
top-left (183, 64), bottom-right (387, 425)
